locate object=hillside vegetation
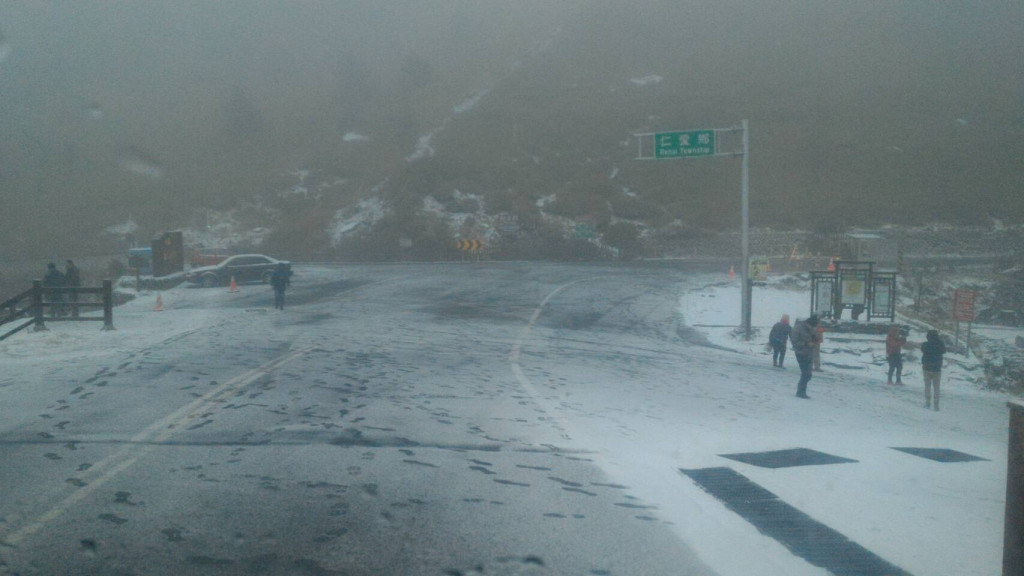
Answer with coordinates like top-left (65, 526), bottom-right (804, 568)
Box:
top-left (1, 2), bottom-right (1020, 260)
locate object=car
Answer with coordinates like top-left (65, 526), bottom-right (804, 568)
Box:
top-left (190, 250), bottom-right (232, 269)
top-left (185, 254), bottom-right (290, 288)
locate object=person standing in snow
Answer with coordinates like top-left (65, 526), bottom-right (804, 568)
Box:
top-left (921, 330), bottom-right (947, 411)
top-left (812, 322), bottom-right (826, 371)
top-left (42, 262), bottom-right (66, 317)
top-left (885, 325), bottom-right (906, 385)
top-left (790, 315), bottom-right (819, 399)
top-left (65, 259), bottom-right (81, 318)
top-left (768, 315), bottom-right (792, 368)
top-left (270, 263), bottom-right (291, 310)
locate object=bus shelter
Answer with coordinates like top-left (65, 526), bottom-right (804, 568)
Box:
top-left (810, 260), bottom-right (896, 322)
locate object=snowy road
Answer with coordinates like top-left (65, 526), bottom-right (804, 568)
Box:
top-left (0, 263), bottom-right (1010, 575)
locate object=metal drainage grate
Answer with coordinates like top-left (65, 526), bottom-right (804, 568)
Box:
top-left (681, 467), bottom-right (911, 576)
top-left (719, 447), bottom-right (858, 469)
top-left (891, 447), bottom-right (989, 463)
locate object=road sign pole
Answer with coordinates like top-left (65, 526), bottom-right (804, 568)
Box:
top-left (741, 119), bottom-right (751, 339)
top-left (634, 122), bottom-right (751, 338)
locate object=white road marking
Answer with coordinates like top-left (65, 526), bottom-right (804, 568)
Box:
top-left (509, 280), bottom-right (586, 442)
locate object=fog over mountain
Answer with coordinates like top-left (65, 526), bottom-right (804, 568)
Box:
top-left (0, 1), bottom-right (1021, 259)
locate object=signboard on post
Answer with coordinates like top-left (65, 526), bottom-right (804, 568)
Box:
top-left (654, 130), bottom-right (716, 158)
top-left (456, 238), bottom-right (483, 252)
top-left (151, 231), bottom-right (184, 278)
top-left (953, 289), bottom-right (977, 322)
top-left (840, 274), bottom-right (867, 305)
top-left (812, 275), bottom-right (836, 318)
top-left (953, 288), bottom-right (977, 356)
top-left (749, 257), bottom-right (769, 282)
top-left (869, 272), bottom-right (897, 321)
top-left (495, 213), bottom-right (519, 235)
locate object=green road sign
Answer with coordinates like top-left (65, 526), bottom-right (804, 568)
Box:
top-left (575, 224), bottom-right (594, 239)
top-left (654, 130), bottom-right (715, 158)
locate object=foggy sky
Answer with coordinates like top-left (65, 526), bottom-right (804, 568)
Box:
top-left (0, 1), bottom-right (1021, 257)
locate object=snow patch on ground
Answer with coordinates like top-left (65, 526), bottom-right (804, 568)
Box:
top-left (630, 74), bottom-right (664, 86)
top-left (0, 287), bottom-right (224, 364)
top-left (406, 129), bottom-right (439, 162)
top-left (535, 193), bottom-right (556, 208)
top-left (453, 89), bottom-right (491, 114)
top-left (104, 215), bottom-right (138, 237)
top-left (342, 132), bottom-right (369, 143)
top-left (329, 198), bottom-right (387, 244)
top-left (184, 207), bottom-right (273, 250)
top-left (279, 184), bottom-right (320, 200)
top-left (422, 194), bottom-right (483, 237)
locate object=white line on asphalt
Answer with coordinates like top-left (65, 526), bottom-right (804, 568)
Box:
top-left (509, 280), bottom-right (587, 443)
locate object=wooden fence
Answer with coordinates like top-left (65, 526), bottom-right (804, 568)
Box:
top-left (0, 280), bottom-right (114, 341)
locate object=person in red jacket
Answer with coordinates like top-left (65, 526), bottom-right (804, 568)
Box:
top-left (885, 325), bottom-right (907, 385)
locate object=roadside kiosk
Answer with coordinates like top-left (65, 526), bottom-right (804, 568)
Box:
top-left (810, 260), bottom-right (896, 322)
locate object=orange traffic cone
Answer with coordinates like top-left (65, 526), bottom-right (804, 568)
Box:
top-left (729, 266), bottom-right (736, 279)
top-left (155, 294), bottom-right (164, 312)
top-left (229, 276), bottom-right (238, 293)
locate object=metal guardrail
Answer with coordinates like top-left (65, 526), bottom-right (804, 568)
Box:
top-left (0, 279), bottom-right (114, 341)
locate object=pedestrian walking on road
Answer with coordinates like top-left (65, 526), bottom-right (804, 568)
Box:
top-left (791, 315), bottom-right (819, 399)
top-left (921, 330), bottom-right (947, 411)
top-left (270, 263), bottom-right (291, 310)
top-left (812, 322), bottom-right (826, 371)
top-left (43, 262), bottom-right (66, 318)
top-left (885, 325), bottom-right (906, 385)
top-left (65, 259), bottom-right (81, 318)
top-left (768, 314), bottom-right (792, 368)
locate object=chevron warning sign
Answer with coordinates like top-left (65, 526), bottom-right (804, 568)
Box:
top-left (456, 238), bottom-right (483, 251)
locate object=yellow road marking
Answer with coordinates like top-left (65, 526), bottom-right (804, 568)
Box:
top-left (2, 346), bottom-right (312, 547)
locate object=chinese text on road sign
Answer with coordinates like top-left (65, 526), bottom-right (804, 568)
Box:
top-left (654, 130), bottom-right (716, 158)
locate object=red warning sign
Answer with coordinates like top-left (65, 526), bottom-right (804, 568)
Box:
top-left (953, 289), bottom-right (977, 322)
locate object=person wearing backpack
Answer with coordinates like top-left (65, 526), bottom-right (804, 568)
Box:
top-left (790, 315), bottom-right (820, 399)
top-left (921, 330), bottom-right (947, 411)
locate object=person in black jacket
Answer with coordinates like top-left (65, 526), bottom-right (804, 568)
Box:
top-left (790, 315), bottom-right (819, 399)
top-left (269, 264), bottom-right (292, 310)
top-left (768, 315), bottom-right (792, 368)
top-left (770, 313), bottom-right (790, 366)
top-left (921, 330), bottom-right (947, 411)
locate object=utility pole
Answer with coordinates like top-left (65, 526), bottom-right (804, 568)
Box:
top-left (741, 119), bottom-right (751, 339)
